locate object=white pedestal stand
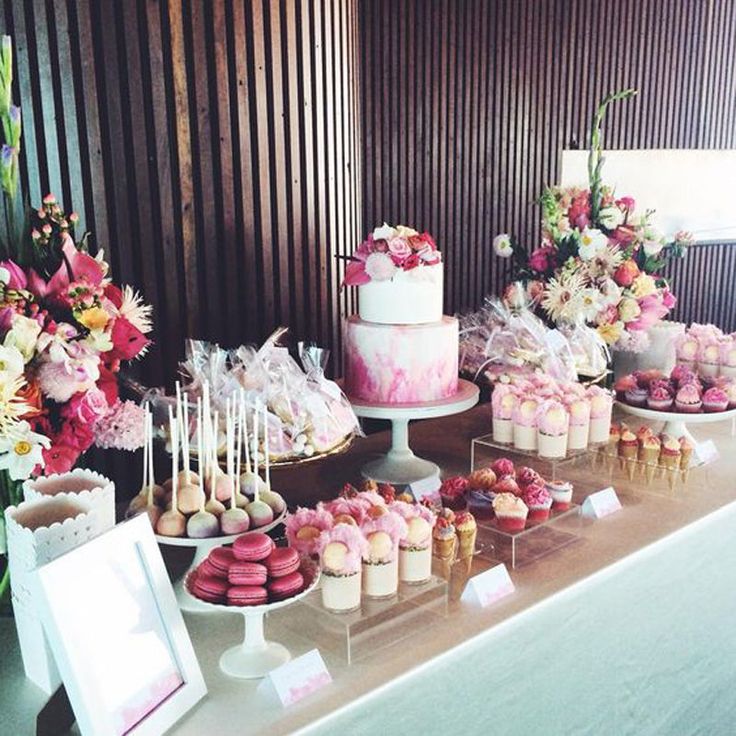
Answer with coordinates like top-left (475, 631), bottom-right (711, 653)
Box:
top-left (348, 379), bottom-right (479, 485)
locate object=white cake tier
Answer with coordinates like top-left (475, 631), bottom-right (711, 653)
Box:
top-left (358, 263), bottom-right (443, 324)
top-left (344, 315), bottom-right (459, 404)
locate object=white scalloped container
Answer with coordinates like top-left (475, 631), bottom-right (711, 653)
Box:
top-left (6, 488), bottom-right (114, 693)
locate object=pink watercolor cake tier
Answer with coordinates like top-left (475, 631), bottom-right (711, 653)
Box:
top-left (343, 315), bottom-right (459, 404)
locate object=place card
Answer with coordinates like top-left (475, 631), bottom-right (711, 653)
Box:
top-left (461, 563), bottom-right (515, 608)
top-left (694, 439), bottom-right (719, 466)
top-left (582, 487), bottom-right (621, 519)
top-left (258, 649), bottom-right (331, 707)
top-left (409, 475), bottom-right (441, 503)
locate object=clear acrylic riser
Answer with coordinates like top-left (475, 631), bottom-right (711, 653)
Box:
top-left (475, 504), bottom-right (582, 569)
top-left (471, 432), bottom-right (603, 480)
top-left (591, 447), bottom-right (696, 498)
top-left (293, 573), bottom-right (448, 665)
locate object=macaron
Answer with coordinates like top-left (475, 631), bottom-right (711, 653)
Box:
top-left (197, 558), bottom-right (228, 580)
top-left (228, 561), bottom-right (268, 586)
top-left (233, 531), bottom-right (275, 561)
top-left (264, 546), bottom-right (300, 578)
top-left (227, 585), bottom-right (268, 607)
top-left (268, 570), bottom-right (304, 601)
top-left (208, 546), bottom-right (236, 575)
top-left (192, 574), bottom-right (228, 604)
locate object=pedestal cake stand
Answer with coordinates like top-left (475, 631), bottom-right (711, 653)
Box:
top-left (156, 507), bottom-right (286, 613)
top-left (183, 559), bottom-right (320, 679)
top-left (348, 378), bottom-right (479, 485)
top-left (615, 402), bottom-right (736, 443)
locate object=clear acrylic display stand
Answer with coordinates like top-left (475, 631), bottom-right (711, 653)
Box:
top-left (295, 575), bottom-right (448, 664)
top-left (470, 432), bottom-right (600, 480)
top-left (476, 505), bottom-right (582, 569)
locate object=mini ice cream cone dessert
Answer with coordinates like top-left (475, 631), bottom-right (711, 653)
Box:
top-left (638, 432), bottom-right (661, 484)
top-left (536, 400), bottom-right (570, 459)
top-left (659, 434), bottom-right (681, 490)
top-left (432, 517), bottom-right (456, 579)
top-left (455, 511), bottom-right (477, 560)
top-left (679, 436), bottom-right (694, 483)
top-left (618, 426), bottom-right (639, 480)
top-left (601, 422), bottom-right (620, 470)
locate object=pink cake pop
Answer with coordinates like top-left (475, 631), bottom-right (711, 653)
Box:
top-left (239, 392), bottom-right (268, 499)
top-left (186, 401), bottom-right (220, 538)
top-left (245, 403), bottom-right (274, 528)
top-left (220, 395), bottom-right (250, 535)
top-left (156, 406), bottom-right (186, 537)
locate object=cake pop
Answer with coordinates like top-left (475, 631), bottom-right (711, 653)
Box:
top-left (258, 409), bottom-right (286, 515)
top-left (156, 406), bottom-right (186, 537)
top-left (176, 389), bottom-right (201, 514)
top-left (239, 390), bottom-right (268, 498)
top-left (220, 397), bottom-right (250, 535)
top-left (245, 403), bottom-right (274, 527)
top-left (186, 401), bottom-right (220, 539)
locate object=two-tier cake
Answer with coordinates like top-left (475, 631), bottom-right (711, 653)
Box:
top-left (343, 223), bottom-right (459, 404)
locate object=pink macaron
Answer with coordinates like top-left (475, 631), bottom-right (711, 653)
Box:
top-left (233, 532), bottom-right (276, 562)
top-left (268, 570), bottom-right (305, 601)
top-left (192, 574), bottom-right (228, 604)
top-left (197, 558), bottom-right (228, 580)
top-left (264, 547), bottom-right (300, 578)
top-left (228, 561), bottom-right (268, 586)
top-left (208, 546), bottom-right (236, 575)
top-left (227, 585), bottom-right (268, 606)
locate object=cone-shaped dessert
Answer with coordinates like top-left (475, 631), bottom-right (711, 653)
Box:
top-left (455, 511), bottom-right (477, 574)
top-left (638, 432), bottom-right (661, 484)
top-left (618, 425), bottom-right (638, 480)
top-left (432, 517), bottom-right (457, 579)
top-left (604, 422), bottom-right (621, 471)
top-left (659, 434), bottom-right (681, 491)
top-left (679, 436), bottom-right (694, 484)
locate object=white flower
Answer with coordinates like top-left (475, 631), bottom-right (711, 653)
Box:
top-left (578, 228), bottom-right (608, 261)
top-left (580, 289), bottom-right (603, 321)
top-left (395, 225), bottom-right (418, 238)
top-left (0, 377), bottom-right (31, 438)
top-left (372, 222), bottom-right (397, 241)
top-left (598, 205), bottom-right (625, 230)
top-left (364, 251), bottom-right (396, 281)
top-left (541, 271), bottom-right (588, 323)
top-left (4, 314), bottom-right (41, 363)
top-left (493, 234), bottom-right (514, 258)
top-left (83, 329), bottom-right (114, 353)
top-left (118, 285), bottom-right (153, 334)
top-left (0, 267), bottom-right (9, 285)
top-left (599, 278), bottom-right (622, 307)
top-left (643, 239), bottom-right (664, 257)
top-left (0, 345), bottom-right (25, 384)
top-left (0, 420), bottom-right (50, 481)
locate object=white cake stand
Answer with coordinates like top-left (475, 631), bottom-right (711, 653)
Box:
top-left (348, 379), bottom-right (480, 484)
top-left (616, 401), bottom-right (736, 442)
top-left (155, 507), bottom-right (286, 613)
top-left (183, 559), bottom-right (320, 679)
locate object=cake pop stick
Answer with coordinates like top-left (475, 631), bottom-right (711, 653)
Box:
top-left (259, 405), bottom-right (286, 515)
top-left (233, 391), bottom-right (251, 508)
top-left (205, 401), bottom-right (227, 516)
top-left (187, 400), bottom-right (220, 538)
top-left (176, 391), bottom-right (201, 514)
top-left (144, 410), bottom-right (163, 527)
top-left (244, 400), bottom-right (274, 528)
top-left (264, 403), bottom-right (271, 492)
top-left (220, 396), bottom-right (250, 534)
top-left (156, 406), bottom-right (186, 536)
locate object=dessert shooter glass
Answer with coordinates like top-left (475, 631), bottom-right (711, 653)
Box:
top-left (362, 557), bottom-right (399, 598)
top-left (321, 570), bottom-right (362, 613)
top-left (398, 544), bottom-right (432, 584)
top-left (537, 431), bottom-right (568, 458)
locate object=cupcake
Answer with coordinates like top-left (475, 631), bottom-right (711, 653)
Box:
top-left (490, 457), bottom-right (515, 479)
top-left (439, 476), bottom-right (469, 511)
top-left (513, 397), bottom-right (539, 451)
top-left (624, 386), bottom-right (648, 408)
top-left (545, 480), bottom-right (573, 510)
top-left (536, 400), bottom-right (570, 459)
top-left (671, 363), bottom-right (697, 386)
top-left (492, 476), bottom-right (521, 497)
top-left (565, 397), bottom-right (590, 450)
top-left (675, 333), bottom-right (699, 366)
top-left (285, 507), bottom-right (334, 557)
top-left (492, 492), bottom-right (528, 532)
top-left (516, 466), bottom-right (543, 489)
top-left (522, 483), bottom-right (553, 523)
top-left (697, 340), bottom-right (721, 378)
top-left (467, 467), bottom-right (497, 492)
top-left (317, 524), bottom-right (369, 613)
top-left (491, 384), bottom-right (518, 444)
top-left (587, 386), bottom-right (613, 444)
top-left (719, 339), bottom-right (736, 379)
top-left (675, 383), bottom-right (702, 413)
top-left (647, 385), bottom-right (673, 412)
top-left (703, 387), bottom-right (728, 412)
top-left (614, 374), bottom-right (638, 401)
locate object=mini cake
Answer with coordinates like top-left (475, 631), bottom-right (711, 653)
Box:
top-left (466, 467), bottom-right (497, 492)
top-left (492, 492), bottom-right (528, 532)
top-left (523, 483), bottom-right (553, 523)
top-left (490, 458), bottom-right (515, 479)
top-left (545, 480), bottom-right (573, 511)
top-left (516, 466), bottom-right (543, 489)
top-left (536, 400), bottom-right (569, 458)
top-left (697, 341), bottom-right (721, 378)
top-left (318, 524), bottom-right (368, 613)
top-left (647, 385), bottom-right (673, 412)
top-left (624, 386), bottom-right (648, 408)
top-left (492, 476), bottom-right (521, 497)
top-left (675, 333), bottom-right (699, 366)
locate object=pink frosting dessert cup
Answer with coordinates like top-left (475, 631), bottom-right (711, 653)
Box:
top-left (536, 400), bottom-right (569, 459)
top-left (587, 387), bottom-right (613, 444)
top-left (513, 397), bottom-right (538, 451)
top-left (565, 397), bottom-right (590, 450)
top-left (491, 385), bottom-right (517, 444)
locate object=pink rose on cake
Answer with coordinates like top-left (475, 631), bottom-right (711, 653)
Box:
top-left (364, 252), bottom-right (396, 281)
top-left (388, 237), bottom-right (412, 265)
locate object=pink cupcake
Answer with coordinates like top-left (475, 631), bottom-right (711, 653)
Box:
top-left (536, 399), bottom-right (570, 459)
top-left (702, 387), bottom-right (728, 413)
top-left (492, 492), bottom-right (528, 532)
top-left (647, 386), bottom-right (673, 412)
top-left (624, 386), bottom-right (648, 408)
top-left (671, 364), bottom-right (697, 386)
top-left (522, 483), bottom-right (553, 523)
top-left (614, 374), bottom-right (638, 401)
top-left (492, 476), bottom-right (522, 497)
top-left (516, 466), bottom-right (543, 489)
top-left (675, 383), bottom-right (702, 413)
top-left (490, 457), bottom-right (516, 479)
top-left (439, 476), bottom-right (469, 511)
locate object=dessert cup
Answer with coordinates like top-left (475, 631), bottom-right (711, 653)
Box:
top-left (492, 417), bottom-right (513, 444)
top-left (513, 423), bottom-right (537, 451)
top-left (567, 421), bottom-right (590, 451)
top-left (588, 415), bottom-right (611, 444)
top-left (399, 544), bottom-right (432, 584)
top-left (537, 432), bottom-right (568, 459)
top-left (719, 364), bottom-right (736, 379)
top-left (321, 570), bottom-right (362, 613)
top-left (362, 557), bottom-right (399, 598)
top-left (697, 361), bottom-right (719, 378)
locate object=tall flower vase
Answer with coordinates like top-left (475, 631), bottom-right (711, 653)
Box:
top-left (0, 469), bottom-right (24, 610)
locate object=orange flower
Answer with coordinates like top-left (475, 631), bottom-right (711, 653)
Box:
top-left (17, 380), bottom-right (44, 420)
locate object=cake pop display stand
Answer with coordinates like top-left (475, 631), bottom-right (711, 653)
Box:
top-left (155, 507), bottom-right (286, 613)
top-left (348, 379), bottom-right (480, 485)
top-left (183, 560), bottom-right (320, 679)
top-left (615, 402), bottom-right (736, 445)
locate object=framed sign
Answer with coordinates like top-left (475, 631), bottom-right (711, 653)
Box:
top-left (32, 514), bottom-right (206, 736)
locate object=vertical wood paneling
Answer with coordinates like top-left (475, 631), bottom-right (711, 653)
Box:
top-left (361, 0), bottom-right (736, 332)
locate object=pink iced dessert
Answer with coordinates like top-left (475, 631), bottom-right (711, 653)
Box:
top-left (285, 507), bottom-right (334, 557)
top-left (523, 483), bottom-right (553, 522)
top-left (492, 492), bottom-right (528, 532)
top-left (702, 387), bottom-right (728, 412)
top-left (565, 396), bottom-right (591, 450)
top-left (675, 383), bottom-right (702, 413)
top-left (675, 333), bottom-right (699, 364)
top-left (536, 399), bottom-right (569, 458)
top-left (490, 457), bottom-right (516, 479)
top-left (671, 364), bottom-right (697, 386)
top-left (587, 386), bottom-right (613, 443)
top-left (513, 396), bottom-right (539, 450)
top-left (343, 316), bottom-right (458, 404)
top-left (647, 385), bottom-right (673, 411)
top-left (491, 384), bottom-right (518, 443)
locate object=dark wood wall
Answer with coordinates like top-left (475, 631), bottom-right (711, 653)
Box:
top-left (1, 0), bottom-right (362, 392)
top-left (360, 0), bottom-right (736, 325)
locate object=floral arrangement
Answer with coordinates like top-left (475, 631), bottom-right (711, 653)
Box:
top-left (343, 223), bottom-right (440, 286)
top-left (493, 90), bottom-right (694, 354)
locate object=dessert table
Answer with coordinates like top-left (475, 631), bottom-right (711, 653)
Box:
top-left (2, 406), bottom-right (736, 735)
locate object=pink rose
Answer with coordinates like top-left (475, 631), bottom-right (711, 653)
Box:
top-left (403, 253), bottom-right (421, 270)
top-left (568, 193), bottom-right (591, 229)
top-left (662, 288), bottom-right (676, 310)
top-left (529, 245), bottom-right (556, 273)
top-left (363, 251), bottom-right (396, 281)
top-left (626, 295), bottom-right (668, 331)
top-left (41, 444), bottom-right (79, 475)
top-left (616, 196), bottom-right (636, 212)
top-left (388, 237), bottom-right (411, 265)
top-left (0, 259), bottom-right (27, 290)
top-left (63, 388), bottom-right (109, 424)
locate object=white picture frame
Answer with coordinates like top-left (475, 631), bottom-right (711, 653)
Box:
top-left (32, 514), bottom-right (206, 736)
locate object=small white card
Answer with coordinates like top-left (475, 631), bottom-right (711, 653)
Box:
top-left (258, 649), bottom-right (331, 707)
top-left (461, 563), bottom-right (515, 608)
top-left (694, 439), bottom-right (719, 466)
top-left (409, 475), bottom-right (441, 503)
top-left (582, 487), bottom-right (621, 519)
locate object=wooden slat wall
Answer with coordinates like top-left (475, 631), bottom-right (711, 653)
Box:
top-left (1, 0), bottom-right (362, 392)
top-left (360, 0), bottom-right (736, 329)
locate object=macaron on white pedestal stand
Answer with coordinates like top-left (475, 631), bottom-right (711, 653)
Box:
top-left (347, 378), bottom-right (479, 485)
top-left (183, 560), bottom-right (320, 679)
top-left (615, 401), bottom-right (736, 445)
